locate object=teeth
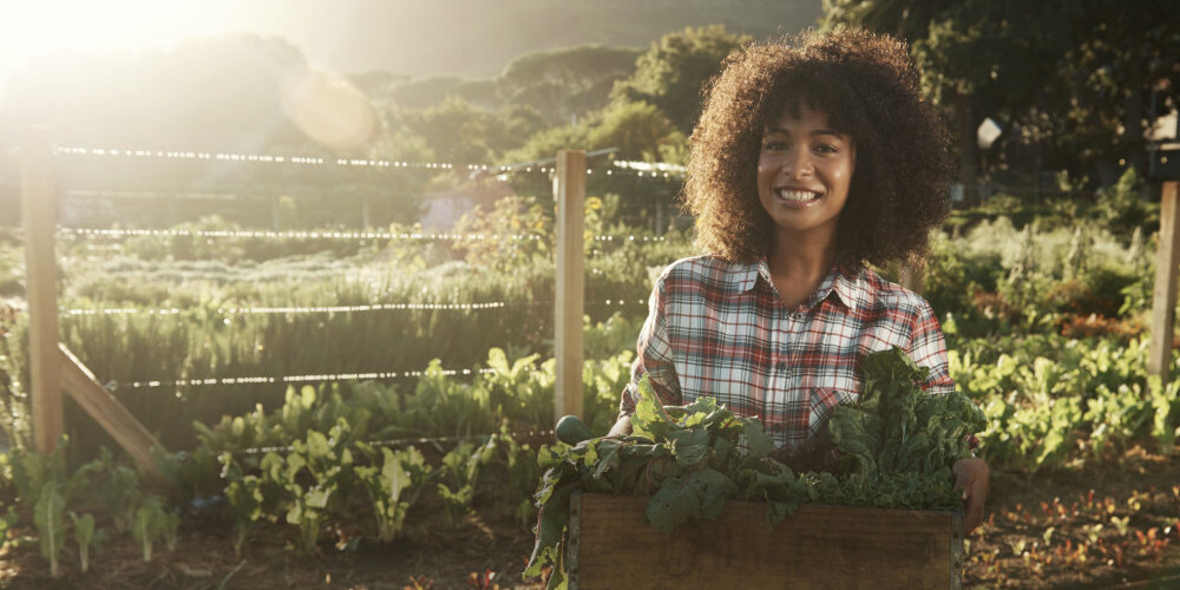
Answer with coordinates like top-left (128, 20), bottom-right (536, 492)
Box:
top-left (777, 189), bottom-right (819, 202)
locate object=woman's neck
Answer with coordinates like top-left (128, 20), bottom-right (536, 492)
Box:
top-left (764, 231), bottom-right (837, 308)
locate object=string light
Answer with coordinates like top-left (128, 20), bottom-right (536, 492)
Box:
top-left (63, 302), bottom-right (507, 317)
top-left (592, 235), bottom-right (667, 243)
top-left (59, 227), bottom-right (666, 245)
top-left (51, 146), bottom-right (686, 180)
top-left (530, 298), bottom-right (647, 307)
top-left (118, 365), bottom-right (508, 391)
top-left (57, 227), bottom-right (544, 243)
top-left (53, 147), bottom-right (467, 170)
top-left (612, 159), bottom-right (686, 173)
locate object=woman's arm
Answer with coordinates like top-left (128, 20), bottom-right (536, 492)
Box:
top-left (616, 274), bottom-right (682, 420)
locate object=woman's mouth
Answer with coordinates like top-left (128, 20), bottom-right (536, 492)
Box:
top-left (774, 187), bottom-right (823, 204)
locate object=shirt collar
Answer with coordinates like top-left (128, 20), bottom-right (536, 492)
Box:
top-left (730, 257), bottom-right (864, 312)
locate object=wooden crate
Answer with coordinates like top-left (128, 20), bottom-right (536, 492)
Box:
top-left (567, 491), bottom-right (963, 590)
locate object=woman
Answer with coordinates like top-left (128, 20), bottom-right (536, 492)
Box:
top-left (607, 28), bottom-right (989, 533)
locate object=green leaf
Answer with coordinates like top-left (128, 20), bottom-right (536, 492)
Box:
top-left (645, 467), bottom-right (737, 532)
top-left (741, 418), bottom-right (776, 459)
top-left (34, 482), bottom-right (66, 576)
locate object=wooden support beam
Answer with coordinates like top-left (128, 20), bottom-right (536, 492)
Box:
top-left (555, 150), bottom-right (586, 422)
top-left (21, 128), bottom-right (63, 454)
top-left (59, 344), bottom-right (164, 478)
top-left (1149, 181), bottom-right (1180, 385)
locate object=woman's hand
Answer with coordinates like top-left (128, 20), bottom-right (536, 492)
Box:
top-left (953, 457), bottom-right (989, 535)
top-left (604, 415), bottom-right (632, 439)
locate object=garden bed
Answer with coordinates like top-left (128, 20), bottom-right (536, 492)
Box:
top-left (3, 447), bottom-right (1180, 589)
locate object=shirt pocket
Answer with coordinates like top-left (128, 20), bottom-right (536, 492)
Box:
top-left (808, 387), bottom-right (859, 436)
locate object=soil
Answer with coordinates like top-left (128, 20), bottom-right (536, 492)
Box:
top-left (3, 447), bottom-right (1180, 589)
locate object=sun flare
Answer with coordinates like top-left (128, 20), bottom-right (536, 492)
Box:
top-left (0, 1), bottom-right (226, 80)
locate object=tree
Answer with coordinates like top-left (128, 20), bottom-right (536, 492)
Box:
top-left (823, 1), bottom-right (1062, 203)
top-left (1044, 2), bottom-right (1180, 183)
top-left (823, 0), bottom-right (1180, 194)
top-left (588, 101), bottom-right (679, 162)
top-left (394, 97), bottom-right (502, 165)
top-left (385, 76), bottom-right (501, 110)
top-left (498, 44), bottom-right (642, 126)
top-left (612, 25), bottom-right (751, 135)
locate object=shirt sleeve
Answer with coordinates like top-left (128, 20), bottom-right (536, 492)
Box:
top-left (907, 298), bottom-right (956, 396)
top-left (619, 275), bottom-right (682, 417)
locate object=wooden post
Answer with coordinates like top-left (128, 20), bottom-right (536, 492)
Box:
top-left (555, 150), bottom-right (585, 422)
top-left (1149, 181), bottom-right (1180, 385)
top-left (59, 345), bottom-right (163, 478)
top-left (22, 129), bottom-right (64, 454)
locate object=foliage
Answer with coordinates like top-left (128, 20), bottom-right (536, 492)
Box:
top-left (196, 347), bottom-right (628, 553)
top-left (354, 446), bottom-right (432, 542)
top-left (394, 97), bottom-right (540, 165)
top-left (611, 25), bottom-right (751, 134)
top-left (451, 195), bottom-right (552, 272)
top-left (949, 334), bottom-right (1180, 470)
top-left (69, 512), bottom-right (97, 573)
top-left (131, 497), bottom-right (178, 562)
top-left (823, 0), bottom-right (1179, 184)
top-left (498, 44), bottom-right (641, 126)
top-left (34, 482), bottom-right (66, 577)
top-left (6, 440), bottom-right (172, 575)
top-left (586, 100), bottom-right (680, 162)
top-left (1092, 167), bottom-right (1151, 240)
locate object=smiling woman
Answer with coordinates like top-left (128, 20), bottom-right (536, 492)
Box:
top-left (609, 28), bottom-right (991, 537)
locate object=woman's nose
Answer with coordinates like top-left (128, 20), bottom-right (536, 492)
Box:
top-left (785, 147), bottom-right (813, 178)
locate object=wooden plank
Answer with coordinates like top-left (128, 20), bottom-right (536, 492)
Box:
top-left (571, 492), bottom-right (958, 590)
top-left (1149, 181), bottom-right (1180, 384)
top-left (58, 344), bottom-right (164, 479)
top-left (555, 150), bottom-right (586, 422)
top-left (21, 128), bottom-right (63, 454)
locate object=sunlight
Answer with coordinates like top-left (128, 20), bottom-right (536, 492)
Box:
top-left (0, 0), bottom-right (225, 79)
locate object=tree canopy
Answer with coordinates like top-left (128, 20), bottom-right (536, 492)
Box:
top-left (612, 25), bottom-right (751, 135)
top-left (823, 0), bottom-right (1180, 192)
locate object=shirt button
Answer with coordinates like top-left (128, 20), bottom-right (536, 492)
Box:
top-left (777, 361), bottom-right (788, 372)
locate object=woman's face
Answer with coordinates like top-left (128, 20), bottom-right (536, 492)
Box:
top-left (756, 104), bottom-right (856, 241)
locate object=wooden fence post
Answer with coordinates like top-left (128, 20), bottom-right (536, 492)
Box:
top-left (22, 128), bottom-right (64, 454)
top-left (555, 150), bottom-right (585, 422)
top-left (1148, 181), bottom-right (1180, 386)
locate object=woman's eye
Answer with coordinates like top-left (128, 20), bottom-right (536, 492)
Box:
top-left (814, 143), bottom-right (838, 154)
top-left (763, 141), bottom-right (786, 151)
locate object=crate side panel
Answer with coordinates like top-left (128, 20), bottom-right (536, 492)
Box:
top-left (576, 494), bottom-right (953, 590)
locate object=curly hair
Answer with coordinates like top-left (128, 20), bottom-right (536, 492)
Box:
top-left (683, 28), bottom-right (953, 266)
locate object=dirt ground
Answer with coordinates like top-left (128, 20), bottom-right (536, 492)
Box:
top-left (3, 447), bottom-right (1180, 589)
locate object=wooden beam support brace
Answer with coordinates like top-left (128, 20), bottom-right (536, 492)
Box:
top-left (59, 343), bottom-right (165, 479)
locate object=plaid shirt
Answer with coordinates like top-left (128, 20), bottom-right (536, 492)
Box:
top-left (620, 255), bottom-right (955, 449)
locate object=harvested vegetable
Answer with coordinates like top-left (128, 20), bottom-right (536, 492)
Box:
top-left (524, 347), bottom-right (985, 588)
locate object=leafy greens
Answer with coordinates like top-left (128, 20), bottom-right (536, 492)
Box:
top-left (524, 347), bottom-right (986, 588)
